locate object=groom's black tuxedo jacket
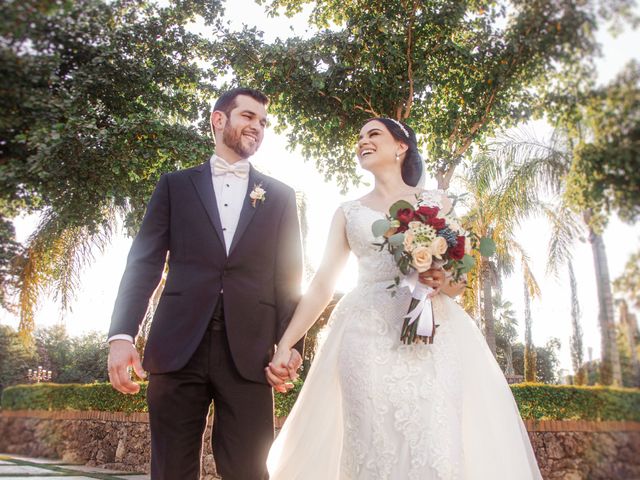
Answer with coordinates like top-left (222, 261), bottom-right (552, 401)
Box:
top-left (109, 160), bottom-right (303, 384)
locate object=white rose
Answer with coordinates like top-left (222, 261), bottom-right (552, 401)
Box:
top-left (411, 246), bottom-right (433, 272)
top-left (250, 187), bottom-right (265, 200)
top-left (408, 221), bottom-right (423, 231)
top-left (430, 236), bottom-right (448, 258)
top-left (403, 231), bottom-right (415, 251)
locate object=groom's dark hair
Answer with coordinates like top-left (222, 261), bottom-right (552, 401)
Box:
top-left (214, 88), bottom-right (269, 117)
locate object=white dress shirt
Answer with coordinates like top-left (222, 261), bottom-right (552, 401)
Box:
top-left (210, 155), bottom-right (250, 254)
top-left (108, 155), bottom-right (250, 345)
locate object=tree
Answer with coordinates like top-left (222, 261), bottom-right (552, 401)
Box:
top-left (491, 123), bottom-right (624, 385)
top-left (523, 277), bottom-right (537, 382)
top-left (568, 263), bottom-right (586, 384)
top-left (1, 0), bottom-right (224, 339)
top-left (0, 325), bottom-right (36, 388)
top-left (614, 249), bottom-right (640, 310)
top-left (511, 338), bottom-right (562, 384)
top-left (494, 294), bottom-right (518, 376)
top-left (458, 154), bottom-right (539, 357)
top-left (565, 61), bottom-right (640, 223)
top-left (226, 0), bottom-right (634, 190)
top-left (616, 299), bottom-right (640, 387)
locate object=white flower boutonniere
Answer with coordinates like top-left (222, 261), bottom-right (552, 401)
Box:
top-left (249, 183), bottom-right (266, 208)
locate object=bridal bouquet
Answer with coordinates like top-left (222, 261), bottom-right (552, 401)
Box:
top-left (372, 195), bottom-right (494, 345)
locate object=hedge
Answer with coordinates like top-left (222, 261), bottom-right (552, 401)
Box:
top-left (2, 382), bottom-right (639, 422)
top-left (0, 381), bottom-right (302, 417)
top-left (511, 383), bottom-right (640, 421)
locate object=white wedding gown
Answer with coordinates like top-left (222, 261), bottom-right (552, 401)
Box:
top-left (268, 192), bottom-right (542, 480)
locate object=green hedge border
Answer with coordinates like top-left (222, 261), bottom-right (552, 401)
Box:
top-left (2, 382), bottom-right (639, 421)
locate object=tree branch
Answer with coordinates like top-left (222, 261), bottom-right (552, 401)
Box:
top-left (402, 0), bottom-right (418, 119)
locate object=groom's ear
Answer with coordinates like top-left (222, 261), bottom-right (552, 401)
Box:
top-left (210, 110), bottom-right (226, 134)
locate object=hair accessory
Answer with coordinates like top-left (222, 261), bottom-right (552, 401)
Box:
top-left (389, 119), bottom-right (409, 138)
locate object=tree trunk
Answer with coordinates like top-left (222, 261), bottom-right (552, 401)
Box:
top-left (569, 263), bottom-right (586, 385)
top-left (587, 223), bottom-right (622, 386)
top-left (505, 343), bottom-right (515, 376)
top-left (482, 261), bottom-right (496, 356)
top-left (619, 300), bottom-right (640, 385)
top-left (524, 279), bottom-right (537, 382)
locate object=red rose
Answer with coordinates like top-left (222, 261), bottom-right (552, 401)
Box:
top-left (450, 236), bottom-right (466, 260)
top-left (396, 208), bottom-right (415, 224)
top-left (417, 205), bottom-right (439, 219)
top-left (397, 224), bottom-right (409, 233)
top-left (429, 217), bottom-right (446, 230)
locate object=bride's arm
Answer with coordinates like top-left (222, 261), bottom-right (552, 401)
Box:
top-left (275, 207), bottom-right (351, 353)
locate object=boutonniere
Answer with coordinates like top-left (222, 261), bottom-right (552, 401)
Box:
top-left (249, 183), bottom-right (266, 208)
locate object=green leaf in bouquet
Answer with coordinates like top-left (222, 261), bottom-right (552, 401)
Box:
top-left (479, 237), bottom-right (496, 257)
top-left (372, 218), bottom-right (391, 238)
top-left (460, 254), bottom-right (476, 273)
top-left (388, 232), bottom-right (405, 247)
top-left (389, 200), bottom-right (414, 218)
top-left (393, 248), bottom-right (404, 262)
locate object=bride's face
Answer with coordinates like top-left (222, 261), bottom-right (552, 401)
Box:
top-left (356, 120), bottom-right (407, 172)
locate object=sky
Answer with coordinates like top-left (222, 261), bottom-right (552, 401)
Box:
top-left (2, 1), bottom-right (639, 375)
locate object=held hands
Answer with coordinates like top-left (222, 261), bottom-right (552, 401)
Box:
top-left (108, 340), bottom-right (146, 394)
top-left (418, 266), bottom-right (446, 297)
top-left (265, 347), bottom-right (302, 393)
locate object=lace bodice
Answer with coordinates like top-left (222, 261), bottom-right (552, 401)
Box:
top-left (341, 190), bottom-right (449, 286)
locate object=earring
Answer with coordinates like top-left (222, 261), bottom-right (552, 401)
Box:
top-left (395, 152), bottom-right (400, 162)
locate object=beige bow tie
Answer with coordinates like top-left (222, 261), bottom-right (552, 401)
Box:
top-left (213, 157), bottom-right (250, 179)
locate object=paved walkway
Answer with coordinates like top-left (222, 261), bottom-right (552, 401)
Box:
top-left (0, 454), bottom-right (149, 479)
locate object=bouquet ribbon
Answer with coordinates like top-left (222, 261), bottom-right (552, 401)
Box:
top-left (400, 271), bottom-right (436, 338)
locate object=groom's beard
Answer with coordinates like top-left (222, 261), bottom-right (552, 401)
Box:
top-left (222, 122), bottom-right (260, 159)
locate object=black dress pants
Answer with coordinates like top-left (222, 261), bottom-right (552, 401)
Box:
top-left (147, 300), bottom-right (274, 479)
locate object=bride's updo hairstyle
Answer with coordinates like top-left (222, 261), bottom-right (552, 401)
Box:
top-left (366, 117), bottom-right (424, 187)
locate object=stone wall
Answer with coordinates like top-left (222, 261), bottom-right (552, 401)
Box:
top-left (1, 411), bottom-right (639, 479)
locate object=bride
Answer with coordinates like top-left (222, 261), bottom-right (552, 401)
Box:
top-left (265, 118), bottom-right (542, 479)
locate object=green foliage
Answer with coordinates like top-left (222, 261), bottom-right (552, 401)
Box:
top-left (0, 0), bottom-right (223, 336)
top-left (228, 0), bottom-right (627, 189)
top-left (0, 218), bottom-right (21, 311)
top-left (511, 383), bottom-right (640, 421)
top-left (1, 382), bottom-right (148, 413)
top-left (273, 379), bottom-right (303, 418)
top-left (33, 325), bottom-right (109, 384)
top-left (1, 380), bottom-right (300, 418)
top-left (512, 339), bottom-right (562, 384)
top-left (0, 0), bottom-right (219, 225)
top-left (614, 249), bottom-right (640, 310)
top-left (0, 325), bottom-right (109, 386)
top-left (0, 325), bottom-right (36, 388)
top-left (3, 380), bottom-right (639, 422)
top-left (565, 61), bottom-right (640, 224)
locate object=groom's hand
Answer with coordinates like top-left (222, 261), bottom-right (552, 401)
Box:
top-left (265, 348), bottom-right (302, 393)
top-left (108, 340), bottom-right (146, 394)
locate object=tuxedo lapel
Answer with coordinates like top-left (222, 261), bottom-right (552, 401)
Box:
top-left (190, 160), bottom-right (226, 251)
top-left (229, 166), bottom-right (263, 255)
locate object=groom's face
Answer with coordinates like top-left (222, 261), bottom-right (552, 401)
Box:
top-left (221, 95), bottom-right (267, 159)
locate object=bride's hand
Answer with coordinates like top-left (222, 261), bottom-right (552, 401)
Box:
top-left (418, 267), bottom-right (445, 297)
top-left (265, 347), bottom-right (302, 393)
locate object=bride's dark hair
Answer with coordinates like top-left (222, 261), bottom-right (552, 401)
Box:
top-left (366, 118), bottom-right (424, 187)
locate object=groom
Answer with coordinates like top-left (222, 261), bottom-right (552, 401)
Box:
top-left (107, 87), bottom-right (304, 479)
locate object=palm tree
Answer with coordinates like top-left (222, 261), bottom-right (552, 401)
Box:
top-left (458, 154), bottom-right (540, 357)
top-left (493, 293), bottom-right (518, 377)
top-left (523, 277), bottom-right (536, 382)
top-left (12, 208), bottom-right (119, 346)
top-left (491, 127), bottom-right (623, 385)
top-left (568, 263), bottom-right (587, 385)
